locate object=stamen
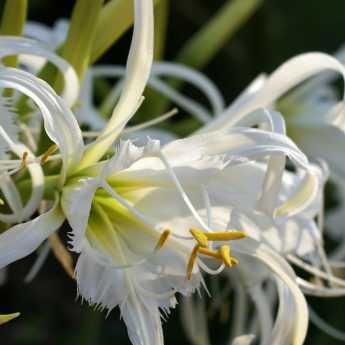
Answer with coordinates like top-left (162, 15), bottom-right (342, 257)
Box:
top-left (155, 229), bottom-right (171, 250)
top-left (187, 245), bottom-right (199, 280)
top-left (205, 231), bottom-right (246, 241)
top-left (0, 198), bottom-right (4, 205)
top-left (190, 227), bottom-right (209, 247)
top-left (219, 245), bottom-right (236, 267)
top-left (198, 247), bottom-right (221, 259)
top-left (20, 151), bottom-right (28, 169)
top-left (40, 144), bottom-right (58, 165)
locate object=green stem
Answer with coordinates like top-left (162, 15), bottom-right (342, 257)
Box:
top-left (0, 0), bottom-right (27, 97)
top-left (90, 0), bottom-right (160, 63)
top-left (39, 0), bottom-right (104, 153)
top-left (57, 0), bottom-right (104, 87)
top-left (153, 0), bottom-right (169, 61)
top-left (0, 0), bottom-right (27, 68)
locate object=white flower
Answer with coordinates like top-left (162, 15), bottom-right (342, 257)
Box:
top-left (0, 2), bottom-right (333, 345)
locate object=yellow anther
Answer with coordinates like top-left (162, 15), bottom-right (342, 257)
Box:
top-left (205, 230), bottom-right (246, 241)
top-left (198, 247), bottom-right (221, 259)
top-left (20, 151), bottom-right (28, 169)
top-left (230, 257), bottom-right (239, 266)
top-left (0, 198), bottom-right (4, 206)
top-left (155, 229), bottom-right (171, 250)
top-left (40, 144), bottom-right (58, 165)
top-left (190, 227), bottom-right (209, 247)
top-left (187, 245), bottom-right (199, 280)
top-left (219, 245), bottom-right (233, 267)
top-left (0, 312), bottom-right (20, 326)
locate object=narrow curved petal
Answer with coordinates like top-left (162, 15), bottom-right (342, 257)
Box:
top-left (24, 19), bottom-right (68, 50)
top-left (233, 240), bottom-right (309, 345)
top-left (81, 0), bottom-right (154, 167)
top-left (201, 53), bottom-right (345, 132)
top-left (0, 199), bottom-right (64, 269)
top-left (152, 62), bottom-right (225, 115)
top-left (0, 67), bottom-right (84, 180)
top-left (0, 132), bottom-right (44, 223)
top-left (163, 127), bottom-right (309, 171)
top-left (0, 36), bottom-right (79, 106)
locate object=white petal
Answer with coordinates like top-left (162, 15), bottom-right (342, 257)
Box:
top-left (0, 67), bottom-right (84, 179)
top-left (82, 0), bottom-right (154, 166)
top-left (124, 128), bottom-right (177, 146)
top-left (0, 199), bottom-right (64, 269)
top-left (75, 250), bottom-right (165, 345)
top-left (120, 283), bottom-right (164, 345)
top-left (231, 335), bottom-right (256, 345)
top-left (201, 53), bottom-right (345, 132)
top-left (75, 250), bottom-right (126, 310)
top-left (0, 36), bottom-right (79, 106)
top-left (0, 132), bottom-right (44, 223)
top-left (163, 127), bottom-right (309, 171)
top-left (62, 177), bottom-right (100, 251)
top-left (24, 19), bottom-right (68, 50)
top-left (233, 240), bottom-right (309, 345)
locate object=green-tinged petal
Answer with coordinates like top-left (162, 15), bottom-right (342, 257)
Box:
top-left (79, 0), bottom-right (154, 168)
top-left (0, 197), bottom-right (64, 269)
top-left (0, 312), bottom-right (20, 326)
top-left (0, 67), bottom-right (84, 180)
top-left (0, 37), bottom-right (79, 106)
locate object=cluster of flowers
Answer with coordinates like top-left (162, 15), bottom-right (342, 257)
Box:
top-left (0, 1), bottom-right (345, 344)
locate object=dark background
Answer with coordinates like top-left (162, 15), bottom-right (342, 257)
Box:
top-left (1, 0), bottom-right (345, 344)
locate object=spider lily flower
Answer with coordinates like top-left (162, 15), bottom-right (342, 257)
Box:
top-left (0, 3), bottom-right (327, 345)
